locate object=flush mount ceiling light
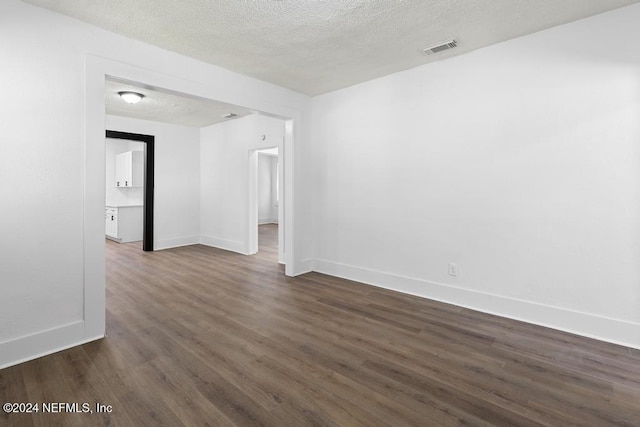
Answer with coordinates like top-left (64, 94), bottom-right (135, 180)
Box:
top-left (118, 91), bottom-right (145, 104)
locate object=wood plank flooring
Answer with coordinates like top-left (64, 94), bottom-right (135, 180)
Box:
top-left (2, 223), bottom-right (640, 426)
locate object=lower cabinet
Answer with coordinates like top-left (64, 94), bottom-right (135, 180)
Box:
top-left (105, 207), bottom-right (118, 238)
top-left (105, 205), bottom-right (143, 243)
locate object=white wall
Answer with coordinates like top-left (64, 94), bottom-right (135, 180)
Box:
top-left (106, 116), bottom-right (201, 250)
top-left (201, 114), bottom-right (285, 254)
top-left (105, 139), bottom-right (144, 207)
top-left (257, 152), bottom-right (279, 224)
top-left (0, 0), bottom-right (308, 369)
top-left (310, 4), bottom-right (640, 347)
top-left (5, 0), bottom-right (637, 372)
top-left (270, 156), bottom-right (279, 223)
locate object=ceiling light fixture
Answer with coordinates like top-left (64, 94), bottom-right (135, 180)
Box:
top-left (118, 91), bottom-right (145, 104)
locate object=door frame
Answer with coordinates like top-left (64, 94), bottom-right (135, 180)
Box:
top-left (84, 54), bottom-right (301, 344)
top-left (106, 130), bottom-right (155, 251)
top-left (248, 146), bottom-right (283, 262)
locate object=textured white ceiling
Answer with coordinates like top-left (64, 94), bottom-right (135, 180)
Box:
top-left (105, 78), bottom-right (253, 127)
top-left (25, 0), bottom-right (640, 95)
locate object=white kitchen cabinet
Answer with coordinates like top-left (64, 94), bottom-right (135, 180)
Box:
top-left (115, 151), bottom-right (143, 188)
top-left (105, 207), bottom-right (118, 238)
top-left (105, 205), bottom-right (143, 243)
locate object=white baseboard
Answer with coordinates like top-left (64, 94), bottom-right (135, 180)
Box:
top-left (258, 218), bottom-right (278, 225)
top-left (0, 321), bottom-right (103, 369)
top-left (154, 236), bottom-right (200, 251)
top-left (200, 235), bottom-right (248, 255)
top-left (312, 259), bottom-right (640, 350)
top-left (291, 258), bottom-right (314, 276)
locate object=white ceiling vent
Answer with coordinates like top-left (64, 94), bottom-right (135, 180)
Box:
top-left (423, 39), bottom-right (458, 55)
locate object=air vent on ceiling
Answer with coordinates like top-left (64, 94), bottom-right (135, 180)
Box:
top-left (423, 39), bottom-right (458, 56)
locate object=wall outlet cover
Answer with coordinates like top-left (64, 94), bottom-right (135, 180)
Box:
top-left (448, 262), bottom-right (458, 277)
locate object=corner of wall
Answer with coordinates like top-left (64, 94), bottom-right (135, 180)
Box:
top-left (200, 235), bottom-right (249, 255)
top-left (0, 321), bottom-right (103, 369)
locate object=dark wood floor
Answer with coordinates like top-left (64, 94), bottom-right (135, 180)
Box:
top-left (2, 224), bottom-right (640, 426)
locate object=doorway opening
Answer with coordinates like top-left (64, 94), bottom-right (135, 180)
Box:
top-left (248, 145), bottom-right (285, 264)
top-left (105, 130), bottom-right (155, 251)
top-left (249, 147), bottom-right (281, 263)
top-left (84, 55), bottom-right (300, 349)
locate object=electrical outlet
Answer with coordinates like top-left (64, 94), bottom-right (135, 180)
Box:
top-left (448, 262), bottom-right (458, 277)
